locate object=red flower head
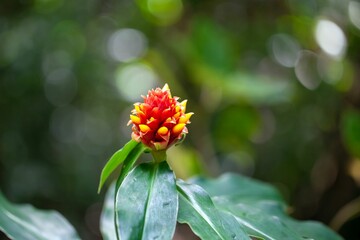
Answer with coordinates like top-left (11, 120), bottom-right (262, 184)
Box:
top-left (129, 84), bottom-right (193, 151)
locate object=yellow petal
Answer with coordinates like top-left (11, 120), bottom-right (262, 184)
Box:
top-left (130, 115), bottom-right (141, 124)
top-left (139, 124), bottom-right (151, 132)
top-left (173, 112), bottom-right (181, 119)
top-left (172, 123), bottom-right (186, 135)
top-left (162, 83), bottom-right (170, 91)
top-left (134, 104), bottom-right (141, 113)
top-left (180, 100), bottom-right (187, 112)
top-left (162, 83), bottom-right (172, 97)
top-left (157, 126), bottom-right (169, 135)
top-left (179, 112), bottom-right (194, 124)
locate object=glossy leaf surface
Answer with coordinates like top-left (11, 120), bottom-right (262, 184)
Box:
top-left (115, 143), bottom-right (147, 190)
top-left (191, 173), bottom-right (283, 202)
top-left (0, 191), bottom-right (79, 240)
top-left (192, 174), bottom-right (343, 240)
top-left (116, 161), bottom-right (178, 240)
top-left (100, 183), bottom-right (117, 240)
top-left (98, 140), bottom-right (140, 193)
top-left (177, 180), bottom-right (250, 240)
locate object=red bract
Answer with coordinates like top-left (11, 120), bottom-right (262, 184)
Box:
top-left (128, 84), bottom-right (193, 151)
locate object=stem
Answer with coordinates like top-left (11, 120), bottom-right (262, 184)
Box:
top-left (151, 150), bottom-right (167, 163)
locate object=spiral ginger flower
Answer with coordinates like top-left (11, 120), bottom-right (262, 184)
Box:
top-left (128, 84), bottom-right (193, 151)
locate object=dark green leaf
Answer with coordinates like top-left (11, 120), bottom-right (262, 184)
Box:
top-left (115, 142), bottom-right (146, 240)
top-left (176, 180), bottom-right (250, 240)
top-left (100, 183), bottom-right (116, 240)
top-left (191, 173), bottom-right (283, 202)
top-left (116, 161), bottom-right (178, 240)
top-left (193, 174), bottom-right (343, 240)
top-left (98, 140), bottom-right (140, 193)
top-left (214, 198), bottom-right (298, 240)
top-left (115, 143), bottom-right (147, 190)
top-left (0, 191), bottom-right (80, 240)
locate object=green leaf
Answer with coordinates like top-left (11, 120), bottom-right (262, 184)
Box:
top-left (191, 173), bottom-right (283, 202)
top-left (215, 198), bottom-right (343, 240)
top-left (114, 142), bottom-right (147, 240)
top-left (116, 161), bottom-right (178, 240)
top-left (214, 198), bottom-right (299, 240)
top-left (176, 180), bottom-right (250, 240)
top-left (100, 183), bottom-right (116, 240)
top-left (0, 191), bottom-right (80, 240)
top-left (98, 140), bottom-right (140, 193)
top-left (192, 173), bottom-right (343, 240)
top-left (115, 143), bottom-right (147, 190)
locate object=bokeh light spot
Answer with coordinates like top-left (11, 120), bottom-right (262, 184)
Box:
top-left (147, 0), bottom-right (182, 21)
top-left (269, 33), bottom-right (301, 68)
top-left (136, 0), bottom-right (183, 25)
top-left (295, 50), bottom-right (321, 90)
top-left (315, 19), bottom-right (346, 59)
top-left (108, 28), bottom-right (147, 63)
top-left (349, 1), bottom-right (360, 30)
top-left (114, 62), bottom-right (159, 102)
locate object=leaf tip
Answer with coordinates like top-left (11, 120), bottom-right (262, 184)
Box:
top-left (97, 182), bottom-right (103, 194)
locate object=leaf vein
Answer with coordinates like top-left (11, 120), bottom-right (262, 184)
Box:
top-left (178, 186), bottom-right (225, 240)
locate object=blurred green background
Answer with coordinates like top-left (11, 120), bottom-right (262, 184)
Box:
top-left (1, 0), bottom-right (360, 239)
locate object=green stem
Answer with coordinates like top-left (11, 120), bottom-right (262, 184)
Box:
top-left (151, 150), bottom-right (167, 163)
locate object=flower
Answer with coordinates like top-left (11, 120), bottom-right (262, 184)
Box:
top-left (129, 84), bottom-right (193, 151)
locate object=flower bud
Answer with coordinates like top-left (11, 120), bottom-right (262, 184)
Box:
top-left (129, 84), bottom-right (193, 151)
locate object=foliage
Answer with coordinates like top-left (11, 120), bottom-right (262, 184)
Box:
top-left (98, 140), bottom-right (343, 240)
top-left (192, 174), bottom-right (343, 240)
top-left (0, 140), bottom-right (344, 240)
top-left (98, 140), bottom-right (143, 193)
top-left (116, 161), bottom-right (178, 240)
top-left (176, 179), bottom-right (249, 240)
top-left (0, 191), bottom-right (79, 240)
top-left (1, 0), bottom-right (360, 238)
